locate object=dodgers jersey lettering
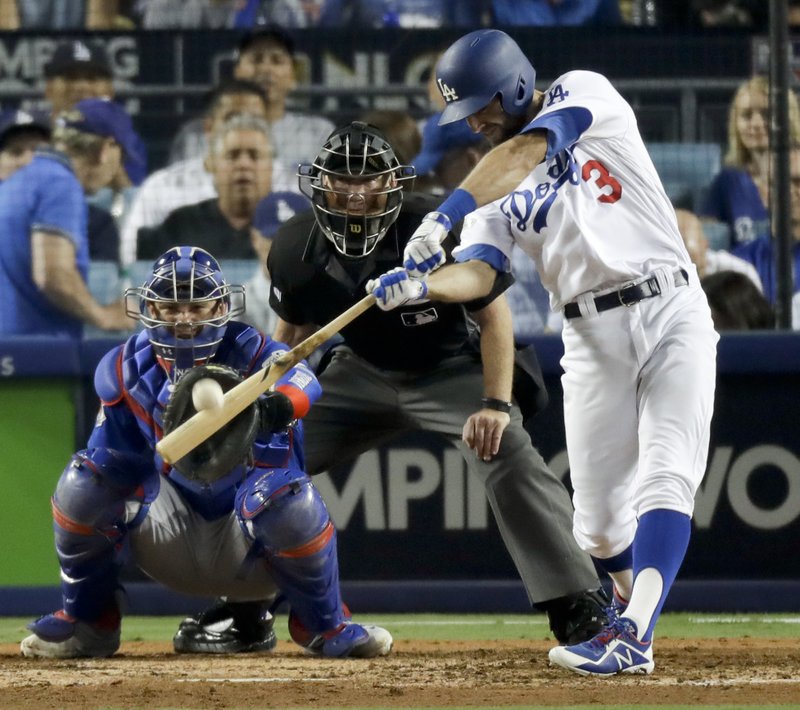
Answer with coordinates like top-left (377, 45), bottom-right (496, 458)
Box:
top-left (453, 70), bottom-right (692, 309)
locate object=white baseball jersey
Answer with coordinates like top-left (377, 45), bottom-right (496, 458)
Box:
top-left (453, 69), bottom-right (719, 570)
top-left (454, 70), bottom-right (693, 311)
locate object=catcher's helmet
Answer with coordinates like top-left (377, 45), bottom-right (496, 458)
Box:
top-left (126, 246), bottom-right (244, 378)
top-left (298, 121), bottom-right (415, 258)
top-left (436, 29), bottom-right (536, 126)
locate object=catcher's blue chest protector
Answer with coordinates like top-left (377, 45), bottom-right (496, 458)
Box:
top-left (90, 323), bottom-right (305, 518)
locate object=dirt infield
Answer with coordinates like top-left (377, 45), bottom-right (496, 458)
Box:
top-left (2, 638), bottom-right (798, 709)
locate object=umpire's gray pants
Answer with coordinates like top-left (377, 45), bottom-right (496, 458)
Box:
top-left (303, 348), bottom-right (599, 604)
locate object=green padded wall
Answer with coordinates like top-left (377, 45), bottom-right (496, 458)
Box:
top-left (0, 379), bottom-right (75, 585)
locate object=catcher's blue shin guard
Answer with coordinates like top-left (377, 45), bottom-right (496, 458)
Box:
top-left (236, 468), bottom-right (347, 635)
top-left (51, 448), bottom-right (158, 621)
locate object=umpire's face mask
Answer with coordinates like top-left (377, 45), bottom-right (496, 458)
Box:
top-left (313, 172), bottom-right (402, 258)
top-left (324, 173), bottom-right (392, 215)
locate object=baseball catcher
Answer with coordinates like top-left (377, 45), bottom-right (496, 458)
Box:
top-left (20, 246), bottom-right (392, 659)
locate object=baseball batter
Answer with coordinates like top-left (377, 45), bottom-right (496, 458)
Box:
top-left (20, 246), bottom-right (392, 660)
top-left (176, 121), bottom-right (610, 652)
top-left (368, 30), bottom-right (719, 676)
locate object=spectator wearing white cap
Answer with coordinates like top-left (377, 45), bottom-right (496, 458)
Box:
top-left (41, 39), bottom-right (148, 270)
top-left (43, 39), bottom-right (147, 186)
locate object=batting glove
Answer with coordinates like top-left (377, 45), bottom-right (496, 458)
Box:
top-left (366, 267), bottom-right (429, 311)
top-left (402, 211), bottom-right (451, 278)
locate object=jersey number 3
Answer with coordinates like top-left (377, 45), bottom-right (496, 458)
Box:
top-left (581, 159), bottom-right (622, 204)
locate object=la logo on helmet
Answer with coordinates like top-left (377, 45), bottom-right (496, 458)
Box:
top-left (437, 78), bottom-right (459, 103)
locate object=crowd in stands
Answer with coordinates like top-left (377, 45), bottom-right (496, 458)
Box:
top-left (0, 21), bottom-right (798, 342)
top-left (1, 1), bottom-right (797, 30)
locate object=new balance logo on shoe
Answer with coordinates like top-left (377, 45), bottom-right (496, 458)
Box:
top-left (548, 617), bottom-right (654, 677)
top-left (610, 646), bottom-right (637, 671)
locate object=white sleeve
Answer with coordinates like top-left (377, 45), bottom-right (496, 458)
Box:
top-left (526, 71), bottom-right (632, 158)
top-left (453, 202), bottom-right (516, 270)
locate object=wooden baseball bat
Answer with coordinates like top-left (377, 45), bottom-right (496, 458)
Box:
top-left (156, 293), bottom-right (376, 465)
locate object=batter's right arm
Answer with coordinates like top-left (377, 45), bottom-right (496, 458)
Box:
top-left (403, 130), bottom-right (547, 278)
top-left (370, 260), bottom-right (498, 310)
top-left (459, 130), bottom-right (548, 208)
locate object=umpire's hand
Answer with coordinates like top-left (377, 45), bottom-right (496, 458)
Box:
top-left (463, 408), bottom-right (510, 462)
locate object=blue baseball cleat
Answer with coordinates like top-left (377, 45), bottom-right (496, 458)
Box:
top-left (20, 609), bottom-right (121, 659)
top-left (289, 608), bottom-right (393, 659)
top-left (604, 586), bottom-right (629, 625)
top-left (548, 617), bottom-right (654, 676)
top-left (312, 622), bottom-right (393, 658)
top-left (289, 611), bottom-right (393, 659)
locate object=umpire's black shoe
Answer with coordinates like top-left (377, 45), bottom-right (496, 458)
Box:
top-left (173, 599), bottom-right (277, 654)
top-left (541, 588), bottom-right (610, 645)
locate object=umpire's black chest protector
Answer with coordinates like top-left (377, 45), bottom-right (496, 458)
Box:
top-left (270, 195), bottom-right (510, 371)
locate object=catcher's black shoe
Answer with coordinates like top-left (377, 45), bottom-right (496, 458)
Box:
top-left (173, 599), bottom-right (277, 654)
top-left (541, 588), bottom-right (610, 645)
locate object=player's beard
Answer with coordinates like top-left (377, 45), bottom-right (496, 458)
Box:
top-left (485, 114), bottom-right (529, 147)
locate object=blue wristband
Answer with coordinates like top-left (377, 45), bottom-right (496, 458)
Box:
top-left (438, 188), bottom-right (478, 225)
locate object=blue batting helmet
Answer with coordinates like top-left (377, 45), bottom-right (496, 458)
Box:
top-left (436, 30), bottom-right (536, 126)
top-left (126, 246), bottom-right (244, 379)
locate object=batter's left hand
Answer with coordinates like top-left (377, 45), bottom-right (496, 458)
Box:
top-left (463, 408), bottom-right (510, 462)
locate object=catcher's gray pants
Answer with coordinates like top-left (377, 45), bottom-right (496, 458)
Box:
top-left (303, 347), bottom-right (599, 604)
top-left (130, 477), bottom-right (278, 602)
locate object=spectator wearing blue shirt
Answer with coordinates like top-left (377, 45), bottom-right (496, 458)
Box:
top-left (489, 0), bottom-right (622, 26)
top-left (317, 0), bottom-right (487, 27)
top-left (317, 0), bottom-right (621, 27)
top-left (732, 147), bottom-right (800, 306)
top-left (701, 76), bottom-right (800, 247)
top-left (0, 99), bottom-right (135, 337)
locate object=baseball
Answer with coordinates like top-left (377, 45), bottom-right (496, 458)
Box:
top-left (192, 378), bottom-right (224, 411)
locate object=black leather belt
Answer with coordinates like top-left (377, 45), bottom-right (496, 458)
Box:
top-left (564, 268), bottom-right (689, 320)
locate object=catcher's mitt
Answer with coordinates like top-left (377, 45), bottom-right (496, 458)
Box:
top-left (162, 364), bottom-right (260, 483)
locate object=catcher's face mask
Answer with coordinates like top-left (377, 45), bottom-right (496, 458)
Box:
top-left (298, 120), bottom-right (414, 258)
top-left (125, 246), bottom-right (245, 380)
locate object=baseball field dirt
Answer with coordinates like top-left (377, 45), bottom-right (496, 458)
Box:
top-left (2, 637), bottom-right (798, 709)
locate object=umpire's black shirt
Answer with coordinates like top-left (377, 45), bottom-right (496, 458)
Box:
top-left (267, 192), bottom-right (513, 371)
